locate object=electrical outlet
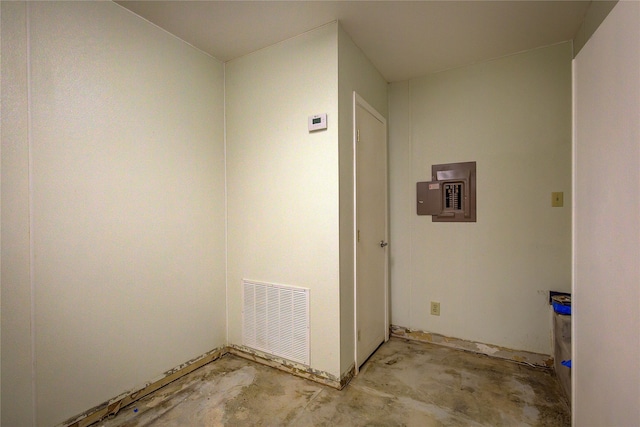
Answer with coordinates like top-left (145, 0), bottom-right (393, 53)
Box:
top-left (430, 301), bottom-right (441, 316)
top-left (552, 192), bottom-right (564, 207)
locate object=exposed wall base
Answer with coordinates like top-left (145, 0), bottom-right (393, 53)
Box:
top-left (228, 344), bottom-right (354, 390)
top-left (390, 325), bottom-right (554, 368)
top-left (60, 345), bottom-right (356, 427)
top-left (58, 331), bottom-right (549, 427)
top-left (60, 346), bottom-right (227, 427)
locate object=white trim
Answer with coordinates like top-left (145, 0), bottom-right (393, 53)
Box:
top-left (354, 92), bottom-right (386, 124)
top-left (352, 92), bottom-right (358, 374)
top-left (353, 91), bottom-right (389, 374)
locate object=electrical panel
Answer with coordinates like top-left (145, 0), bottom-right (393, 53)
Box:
top-left (417, 161), bottom-right (476, 222)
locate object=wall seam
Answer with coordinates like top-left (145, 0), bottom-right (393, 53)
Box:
top-left (223, 63), bottom-right (229, 346)
top-left (0, 2), bottom-right (2, 424)
top-left (407, 79), bottom-right (413, 326)
top-left (26, 3), bottom-right (37, 425)
top-left (570, 56), bottom-right (577, 427)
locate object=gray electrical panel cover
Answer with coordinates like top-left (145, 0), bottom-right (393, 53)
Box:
top-left (417, 161), bottom-right (476, 222)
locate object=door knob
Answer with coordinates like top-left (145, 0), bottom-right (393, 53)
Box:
top-left (379, 241), bottom-right (388, 248)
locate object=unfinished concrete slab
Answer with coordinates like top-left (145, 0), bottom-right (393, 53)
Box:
top-left (95, 338), bottom-right (570, 426)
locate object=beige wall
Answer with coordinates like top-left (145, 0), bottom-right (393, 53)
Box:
top-left (225, 23), bottom-right (342, 378)
top-left (1, 2), bottom-right (226, 425)
top-left (1, 3), bottom-right (31, 424)
top-left (1, 1), bottom-right (604, 424)
top-left (337, 25), bottom-right (388, 376)
top-left (225, 22), bottom-right (388, 380)
top-left (389, 42), bottom-right (573, 355)
top-left (573, 2), bottom-right (640, 425)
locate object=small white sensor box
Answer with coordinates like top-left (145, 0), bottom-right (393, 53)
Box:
top-left (308, 114), bottom-right (327, 132)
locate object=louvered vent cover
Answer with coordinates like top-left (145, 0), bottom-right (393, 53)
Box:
top-left (242, 280), bottom-right (309, 365)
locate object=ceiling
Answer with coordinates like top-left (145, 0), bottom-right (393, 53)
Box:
top-left (116, 1), bottom-right (592, 82)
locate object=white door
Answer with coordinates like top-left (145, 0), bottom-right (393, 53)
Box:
top-left (355, 93), bottom-right (388, 368)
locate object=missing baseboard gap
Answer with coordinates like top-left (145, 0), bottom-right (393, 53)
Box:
top-left (228, 344), bottom-right (353, 390)
top-left (390, 325), bottom-right (554, 368)
top-left (60, 345), bottom-right (354, 427)
top-left (60, 346), bottom-right (228, 427)
top-left (57, 332), bottom-right (550, 427)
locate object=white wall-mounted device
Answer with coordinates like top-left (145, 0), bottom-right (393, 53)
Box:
top-left (308, 113), bottom-right (327, 132)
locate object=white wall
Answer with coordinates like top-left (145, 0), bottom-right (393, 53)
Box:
top-left (573, 2), bottom-right (640, 425)
top-left (389, 42), bottom-right (573, 355)
top-left (225, 24), bottom-right (342, 378)
top-left (1, 2), bottom-right (226, 425)
top-left (337, 24), bottom-right (388, 376)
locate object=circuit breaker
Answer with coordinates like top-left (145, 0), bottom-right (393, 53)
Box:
top-left (417, 161), bottom-right (476, 222)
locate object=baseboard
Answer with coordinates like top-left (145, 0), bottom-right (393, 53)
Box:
top-left (390, 325), bottom-right (554, 368)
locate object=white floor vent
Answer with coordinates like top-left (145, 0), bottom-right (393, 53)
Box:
top-left (242, 280), bottom-right (310, 365)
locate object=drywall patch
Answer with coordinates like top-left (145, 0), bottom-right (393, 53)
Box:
top-left (390, 325), bottom-right (553, 368)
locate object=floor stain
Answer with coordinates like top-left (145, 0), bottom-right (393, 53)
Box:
top-left (97, 338), bottom-right (570, 427)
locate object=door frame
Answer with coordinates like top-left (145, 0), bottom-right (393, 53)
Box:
top-left (353, 91), bottom-right (389, 374)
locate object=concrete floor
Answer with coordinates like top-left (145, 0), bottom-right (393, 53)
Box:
top-left (96, 338), bottom-right (570, 426)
